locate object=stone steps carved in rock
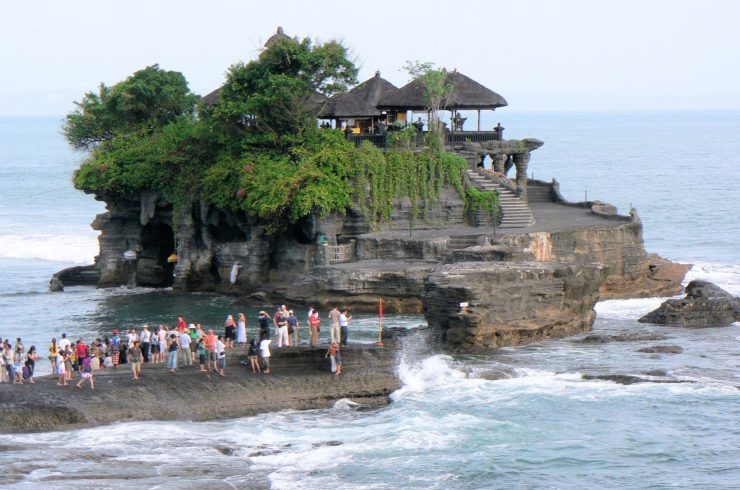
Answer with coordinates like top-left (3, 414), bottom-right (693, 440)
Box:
top-left (466, 170), bottom-right (535, 228)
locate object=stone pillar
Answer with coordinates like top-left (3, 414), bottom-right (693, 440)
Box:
top-left (513, 152), bottom-right (530, 200)
top-left (492, 154), bottom-right (507, 174)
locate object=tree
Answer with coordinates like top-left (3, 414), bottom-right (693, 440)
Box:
top-left (63, 65), bottom-right (198, 150)
top-left (212, 36), bottom-right (357, 149)
top-left (403, 61), bottom-right (453, 147)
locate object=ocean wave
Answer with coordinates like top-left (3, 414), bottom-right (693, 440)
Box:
top-left (0, 233), bottom-right (98, 264)
top-left (684, 262), bottom-right (740, 295)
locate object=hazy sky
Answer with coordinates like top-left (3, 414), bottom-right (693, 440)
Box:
top-left (1, 0), bottom-right (739, 115)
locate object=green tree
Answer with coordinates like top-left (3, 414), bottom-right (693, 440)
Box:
top-left (63, 65), bottom-right (198, 150)
top-left (403, 61), bottom-right (452, 147)
top-left (212, 36), bottom-right (357, 149)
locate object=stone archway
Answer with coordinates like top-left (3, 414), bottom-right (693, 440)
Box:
top-left (137, 222), bottom-right (176, 286)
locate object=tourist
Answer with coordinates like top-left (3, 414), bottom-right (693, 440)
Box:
top-left (56, 350), bottom-right (67, 386)
top-left (110, 330), bottom-right (121, 368)
top-left (24, 345), bottom-right (37, 383)
top-left (274, 308), bottom-right (289, 347)
top-left (197, 338), bottom-right (206, 371)
top-left (287, 310), bottom-right (299, 346)
top-left (129, 340), bottom-right (143, 380)
top-left (328, 306), bottom-right (341, 343)
top-left (75, 338), bottom-right (88, 372)
top-left (48, 337), bottom-right (59, 374)
top-left (167, 334), bottom-right (179, 373)
top-left (204, 329), bottom-right (217, 372)
top-left (325, 341), bottom-right (342, 375)
top-left (15, 337), bottom-right (24, 356)
top-left (177, 316), bottom-right (187, 332)
top-left (178, 328), bottom-right (192, 367)
top-left (259, 336), bottom-right (271, 374)
top-left (258, 311), bottom-right (271, 339)
top-left (140, 325), bottom-right (152, 363)
top-left (224, 315), bottom-right (236, 348)
top-left (187, 324), bottom-right (197, 363)
top-left (76, 355), bottom-right (94, 390)
top-left (340, 310), bottom-right (352, 346)
top-left (0, 342), bottom-right (5, 383)
top-left (58, 332), bottom-right (71, 353)
top-left (64, 344), bottom-right (75, 381)
top-left (149, 332), bottom-right (159, 364)
top-left (215, 335), bottom-right (226, 377)
top-left (247, 338), bottom-right (261, 373)
top-left (157, 325), bottom-right (168, 363)
top-left (237, 313), bottom-right (247, 345)
top-left (90, 339), bottom-right (101, 371)
top-left (103, 337), bottom-right (113, 368)
top-left (13, 344), bottom-right (24, 384)
top-left (309, 309), bottom-right (320, 347)
top-left (127, 328), bottom-right (138, 350)
top-left (3, 343), bottom-right (16, 384)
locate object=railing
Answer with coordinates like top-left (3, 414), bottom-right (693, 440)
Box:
top-left (346, 130), bottom-right (502, 148)
top-left (322, 242), bottom-right (356, 265)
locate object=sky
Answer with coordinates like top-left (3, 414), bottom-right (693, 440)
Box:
top-left (1, 0), bottom-right (739, 115)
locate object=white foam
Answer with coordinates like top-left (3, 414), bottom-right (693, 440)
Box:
top-left (0, 233), bottom-right (98, 264)
top-left (684, 262), bottom-right (740, 295)
top-left (392, 355), bottom-right (467, 400)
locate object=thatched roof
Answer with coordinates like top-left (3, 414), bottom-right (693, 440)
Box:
top-left (378, 70), bottom-right (507, 111)
top-left (318, 71), bottom-right (399, 118)
top-left (265, 26), bottom-right (291, 47)
top-left (202, 87), bottom-right (222, 106)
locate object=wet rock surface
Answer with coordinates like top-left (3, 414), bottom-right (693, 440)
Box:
top-left (637, 345), bottom-right (684, 354)
top-left (580, 333), bottom-right (670, 343)
top-left (582, 374), bottom-right (693, 385)
top-left (0, 343), bottom-right (400, 434)
top-left (639, 280), bottom-right (740, 327)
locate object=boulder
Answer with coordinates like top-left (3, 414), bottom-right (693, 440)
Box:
top-left (639, 280), bottom-right (740, 327)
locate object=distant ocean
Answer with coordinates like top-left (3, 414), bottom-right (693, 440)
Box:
top-left (0, 113), bottom-right (738, 488)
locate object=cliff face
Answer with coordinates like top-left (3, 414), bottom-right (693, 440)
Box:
top-left (77, 180), bottom-right (690, 352)
top-left (423, 261), bottom-right (607, 350)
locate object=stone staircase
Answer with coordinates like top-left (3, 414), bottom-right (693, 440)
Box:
top-left (466, 170), bottom-right (535, 228)
top-left (526, 183), bottom-right (555, 203)
top-left (447, 234), bottom-right (483, 250)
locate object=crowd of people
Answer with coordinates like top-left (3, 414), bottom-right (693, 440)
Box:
top-left (1, 304), bottom-right (353, 387)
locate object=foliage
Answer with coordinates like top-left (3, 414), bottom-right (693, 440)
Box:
top-left (212, 37), bottom-right (357, 150)
top-left (404, 60), bottom-right (452, 146)
top-left (63, 65), bottom-right (198, 150)
top-left (386, 125), bottom-right (420, 150)
top-left (353, 143), bottom-right (468, 229)
top-left (464, 186), bottom-right (499, 223)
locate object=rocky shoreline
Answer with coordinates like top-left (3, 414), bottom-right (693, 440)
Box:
top-left (0, 343), bottom-right (400, 434)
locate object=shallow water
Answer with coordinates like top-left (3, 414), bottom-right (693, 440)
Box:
top-left (0, 113), bottom-right (739, 488)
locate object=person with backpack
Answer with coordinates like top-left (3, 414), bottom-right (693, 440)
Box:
top-left (287, 310), bottom-right (299, 347)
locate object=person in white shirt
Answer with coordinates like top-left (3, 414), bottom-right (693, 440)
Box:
top-left (215, 335), bottom-right (226, 377)
top-left (178, 331), bottom-right (192, 367)
top-left (140, 325), bottom-right (152, 363)
top-left (259, 337), bottom-right (271, 374)
top-left (58, 333), bottom-right (71, 352)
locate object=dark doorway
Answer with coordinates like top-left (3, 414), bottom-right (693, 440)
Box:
top-left (137, 223), bottom-right (176, 286)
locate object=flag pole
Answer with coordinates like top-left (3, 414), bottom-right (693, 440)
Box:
top-left (377, 297), bottom-right (384, 346)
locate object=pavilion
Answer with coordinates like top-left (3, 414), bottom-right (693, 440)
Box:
top-left (377, 70), bottom-right (508, 133)
top-left (318, 71), bottom-right (400, 134)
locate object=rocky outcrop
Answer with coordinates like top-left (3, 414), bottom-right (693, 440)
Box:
top-left (639, 280), bottom-right (740, 327)
top-left (637, 345), bottom-right (684, 354)
top-left (422, 261), bottom-right (608, 350)
top-left (494, 214), bottom-right (690, 299)
top-left (0, 343), bottom-right (399, 434)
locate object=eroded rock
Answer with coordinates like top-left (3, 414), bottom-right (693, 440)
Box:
top-left (637, 345), bottom-right (684, 354)
top-left (639, 280), bottom-right (740, 327)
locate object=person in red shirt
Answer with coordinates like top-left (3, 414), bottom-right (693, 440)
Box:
top-left (75, 338), bottom-right (88, 372)
top-left (177, 316), bottom-right (187, 333)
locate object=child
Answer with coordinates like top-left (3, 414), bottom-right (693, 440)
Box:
top-left (56, 351), bottom-right (68, 386)
top-left (76, 356), bottom-right (94, 390)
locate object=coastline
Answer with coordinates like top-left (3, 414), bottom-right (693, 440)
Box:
top-left (0, 342), bottom-right (400, 434)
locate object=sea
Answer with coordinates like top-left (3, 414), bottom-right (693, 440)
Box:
top-left (0, 112), bottom-right (738, 489)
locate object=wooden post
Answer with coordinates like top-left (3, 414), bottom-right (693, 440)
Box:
top-left (477, 109), bottom-right (481, 131)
